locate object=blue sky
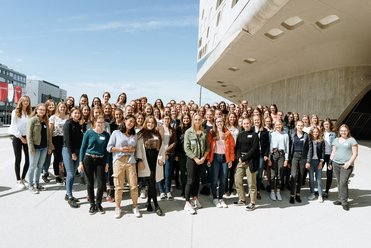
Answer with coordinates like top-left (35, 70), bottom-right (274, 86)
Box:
top-left (0, 0), bottom-right (228, 105)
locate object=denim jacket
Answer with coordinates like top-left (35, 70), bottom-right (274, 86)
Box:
top-left (184, 128), bottom-right (210, 159)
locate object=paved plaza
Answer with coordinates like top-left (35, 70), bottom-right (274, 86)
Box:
top-left (0, 127), bottom-right (370, 248)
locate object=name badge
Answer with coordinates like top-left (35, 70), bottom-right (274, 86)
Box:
top-left (247, 135), bottom-right (252, 138)
top-left (300, 138), bottom-right (304, 141)
top-left (43, 125), bottom-right (47, 128)
top-left (99, 136), bottom-right (106, 140)
top-left (191, 140), bottom-right (196, 145)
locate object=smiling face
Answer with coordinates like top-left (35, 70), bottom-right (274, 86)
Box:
top-left (125, 117), bottom-right (136, 131)
top-left (71, 109), bottom-right (81, 121)
top-left (242, 118), bottom-right (251, 131)
top-left (146, 117), bottom-right (156, 130)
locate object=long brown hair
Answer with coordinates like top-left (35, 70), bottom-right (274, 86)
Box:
top-left (309, 126), bottom-right (323, 142)
top-left (31, 103), bottom-right (49, 124)
top-left (15, 96), bottom-right (31, 118)
top-left (138, 115), bottom-right (162, 145)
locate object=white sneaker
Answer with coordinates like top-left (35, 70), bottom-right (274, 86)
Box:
top-left (167, 192), bottom-right (174, 200)
top-left (133, 207), bottom-right (141, 218)
top-left (114, 207), bottom-right (122, 219)
top-left (276, 192), bottom-right (282, 201)
top-left (184, 202), bottom-right (196, 215)
top-left (219, 199), bottom-right (228, 208)
top-left (318, 196), bottom-right (324, 203)
top-left (308, 193), bottom-right (316, 200)
top-left (192, 198), bottom-right (202, 208)
top-left (213, 199), bottom-right (221, 208)
top-left (140, 189), bottom-right (147, 199)
top-left (16, 180), bottom-right (26, 189)
top-left (270, 191), bottom-right (277, 201)
top-left (160, 193), bottom-right (166, 200)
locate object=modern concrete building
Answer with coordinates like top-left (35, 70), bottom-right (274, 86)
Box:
top-left (197, 0), bottom-right (371, 139)
top-left (26, 80), bottom-right (67, 107)
top-left (0, 63), bottom-right (27, 124)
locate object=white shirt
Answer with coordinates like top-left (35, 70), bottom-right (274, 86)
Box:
top-left (8, 110), bottom-right (29, 138)
top-left (49, 115), bottom-right (68, 137)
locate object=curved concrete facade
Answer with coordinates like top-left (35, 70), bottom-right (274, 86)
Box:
top-left (244, 66), bottom-right (371, 120)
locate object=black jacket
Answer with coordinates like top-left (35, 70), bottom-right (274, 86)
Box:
top-left (235, 130), bottom-right (259, 172)
top-left (307, 139), bottom-right (325, 162)
top-left (289, 132), bottom-right (309, 162)
top-left (63, 119), bottom-right (83, 152)
top-left (256, 127), bottom-right (270, 157)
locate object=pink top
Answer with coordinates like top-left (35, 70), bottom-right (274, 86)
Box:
top-left (214, 139), bottom-right (226, 154)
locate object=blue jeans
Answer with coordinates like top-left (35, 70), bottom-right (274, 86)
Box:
top-left (157, 154), bottom-right (174, 193)
top-left (210, 154), bottom-right (228, 199)
top-left (256, 154), bottom-right (264, 190)
top-left (309, 159), bottom-right (323, 196)
top-left (28, 148), bottom-right (48, 188)
top-left (42, 153), bottom-right (52, 176)
top-left (62, 147), bottom-right (79, 198)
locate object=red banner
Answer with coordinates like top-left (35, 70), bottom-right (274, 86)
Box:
top-left (14, 86), bottom-right (22, 103)
top-left (0, 82), bottom-right (8, 102)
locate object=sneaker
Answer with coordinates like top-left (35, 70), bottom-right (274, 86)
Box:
top-left (225, 191), bottom-right (231, 197)
top-left (276, 191), bottom-right (282, 201)
top-left (333, 200), bottom-right (342, 205)
top-left (160, 193), bottom-right (166, 200)
top-left (96, 204), bottom-right (105, 214)
top-left (184, 202), bottom-right (196, 215)
top-left (133, 207), bottom-right (141, 218)
top-left (323, 192), bottom-right (329, 199)
top-left (289, 196), bottom-right (295, 204)
top-left (219, 199), bottom-right (228, 208)
top-left (308, 193), bottom-right (316, 200)
top-left (115, 207), bottom-right (122, 219)
top-left (231, 189), bottom-right (237, 195)
top-left (192, 198), bottom-right (202, 208)
top-left (102, 191), bottom-right (108, 198)
top-left (167, 192), bottom-right (174, 200)
top-left (213, 199), bottom-right (221, 208)
top-left (270, 191), bottom-right (277, 201)
top-left (106, 196), bottom-right (115, 203)
top-left (146, 203), bottom-right (153, 212)
top-left (89, 204), bottom-right (97, 215)
top-left (79, 176), bottom-right (86, 185)
top-left (140, 189), bottom-right (147, 199)
top-left (68, 198), bottom-right (79, 208)
top-left (233, 200), bottom-right (246, 206)
top-left (16, 180), bottom-right (26, 189)
top-left (318, 196), bottom-right (324, 203)
top-left (36, 186), bottom-right (46, 191)
top-left (342, 204), bottom-right (350, 211)
top-left (41, 175), bottom-right (50, 183)
top-left (246, 203), bottom-right (256, 211)
top-left (295, 195), bottom-right (302, 203)
top-left (29, 186), bottom-right (39, 194)
top-left (155, 206), bottom-right (164, 216)
top-left (56, 177), bottom-right (64, 185)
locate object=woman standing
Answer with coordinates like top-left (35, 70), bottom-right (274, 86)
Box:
top-left (79, 115), bottom-right (110, 214)
top-left (321, 118), bottom-right (337, 198)
top-left (288, 121), bottom-right (309, 204)
top-left (306, 127), bottom-right (325, 202)
top-left (330, 124), bottom-right (358, 211)
top-left (107, 115), bottom-right (141, 218)
top-left (157, 115), bottom-right (176, 200)
top-left (62, 107), bottom-right (83, 208)
top-left (27, 104), bottom-right (51, 194)
top-left (41, 99), bottom-right (56, 182)
top-left (175, 114), bottom-right (192, 196)
top-left (225, 112), bottom-right (240, 196)
top-left (183, 114), bottom-right (210, 214)
top-left (268, 120), bottom-right (289, 201)
top-left (252, 115), bottom-right (270, 200)
top-left (8, 96), bottom-right (32, 189)
top-left (49, 102), bottom-right (69, 184)
top-left (136, 116), bottom-right (166, 216)
top-left (207, 117), bottom-right (235, 208)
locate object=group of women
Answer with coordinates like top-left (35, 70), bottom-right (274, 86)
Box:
top-left (8, 92), bottom-right (359, 217)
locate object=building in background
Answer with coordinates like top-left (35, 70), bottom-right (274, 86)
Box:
top-left (197, 0), bottom-right (371, 139)
top-left (0, 63), bottom-right (27, 124)
top-left (26, 80), bottom-right (67, 107)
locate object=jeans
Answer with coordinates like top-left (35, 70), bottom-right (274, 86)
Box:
top-left (309, 159), bottom-right (323, 196)
top-left (42, 153), bottom-right (52, 176)
top-left (62, 147), bottom-right (79, 198)
top-left (52, 136), bottom-right (64, 176)
top-left (27, 148), bottom-right (48, 188)
top-left (270, 150), bottom-right (284, 190)
top-left (210, 154), bottom-right (228, 199)
top-left (185, 158), bottom-right (203, 201)
top-left (256, 154), bottom-right (264, 191)
top-left (333, 161), bottom-right (353, 205)
top-left (83, 155), bottom-right (105, 204)
top-left (157, 154), bottom-right (174, 193)
top-left (290, 152), bottom-right (306, 195)
top-left (12, 136), bottom-right (29, 181)
top-left (225, 159), bottom-right (237, 192)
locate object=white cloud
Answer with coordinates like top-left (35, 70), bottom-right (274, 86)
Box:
top-left (61, 16), bottom-right (198, 32)
top-left (16, 58), bottom-right (24, 63)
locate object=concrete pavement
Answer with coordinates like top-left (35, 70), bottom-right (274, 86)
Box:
top-left (0, 127), bottom-right (370, 248)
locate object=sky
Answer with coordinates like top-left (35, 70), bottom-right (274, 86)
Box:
top-left (0, 0), bottom-right (229, 105)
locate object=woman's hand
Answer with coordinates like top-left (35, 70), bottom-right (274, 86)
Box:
top-left (305, 162), bottom-right (311, 169)
top-left (228, 162), bottom-right (232, 168)
top-left (158, 160), bottom-right (164, 166)
top-left (71, 153), bottom-right (77, 161)
top-left (105, 164), bottom-right (109, 173)
top-left (318, 161), bottom-right (323, 170)
top-left (20, 137), bottom-right (27, 144)
top-left (78, 163), bottom-right (84, 173)
top-left (138, 161), bottom-right (145, 170)
top-left (343, 162), bottom-right (351, 169)
top-left (283, 160), bottom-right (288, 167)
top-left (267, 159), bottom-right (272, 167)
